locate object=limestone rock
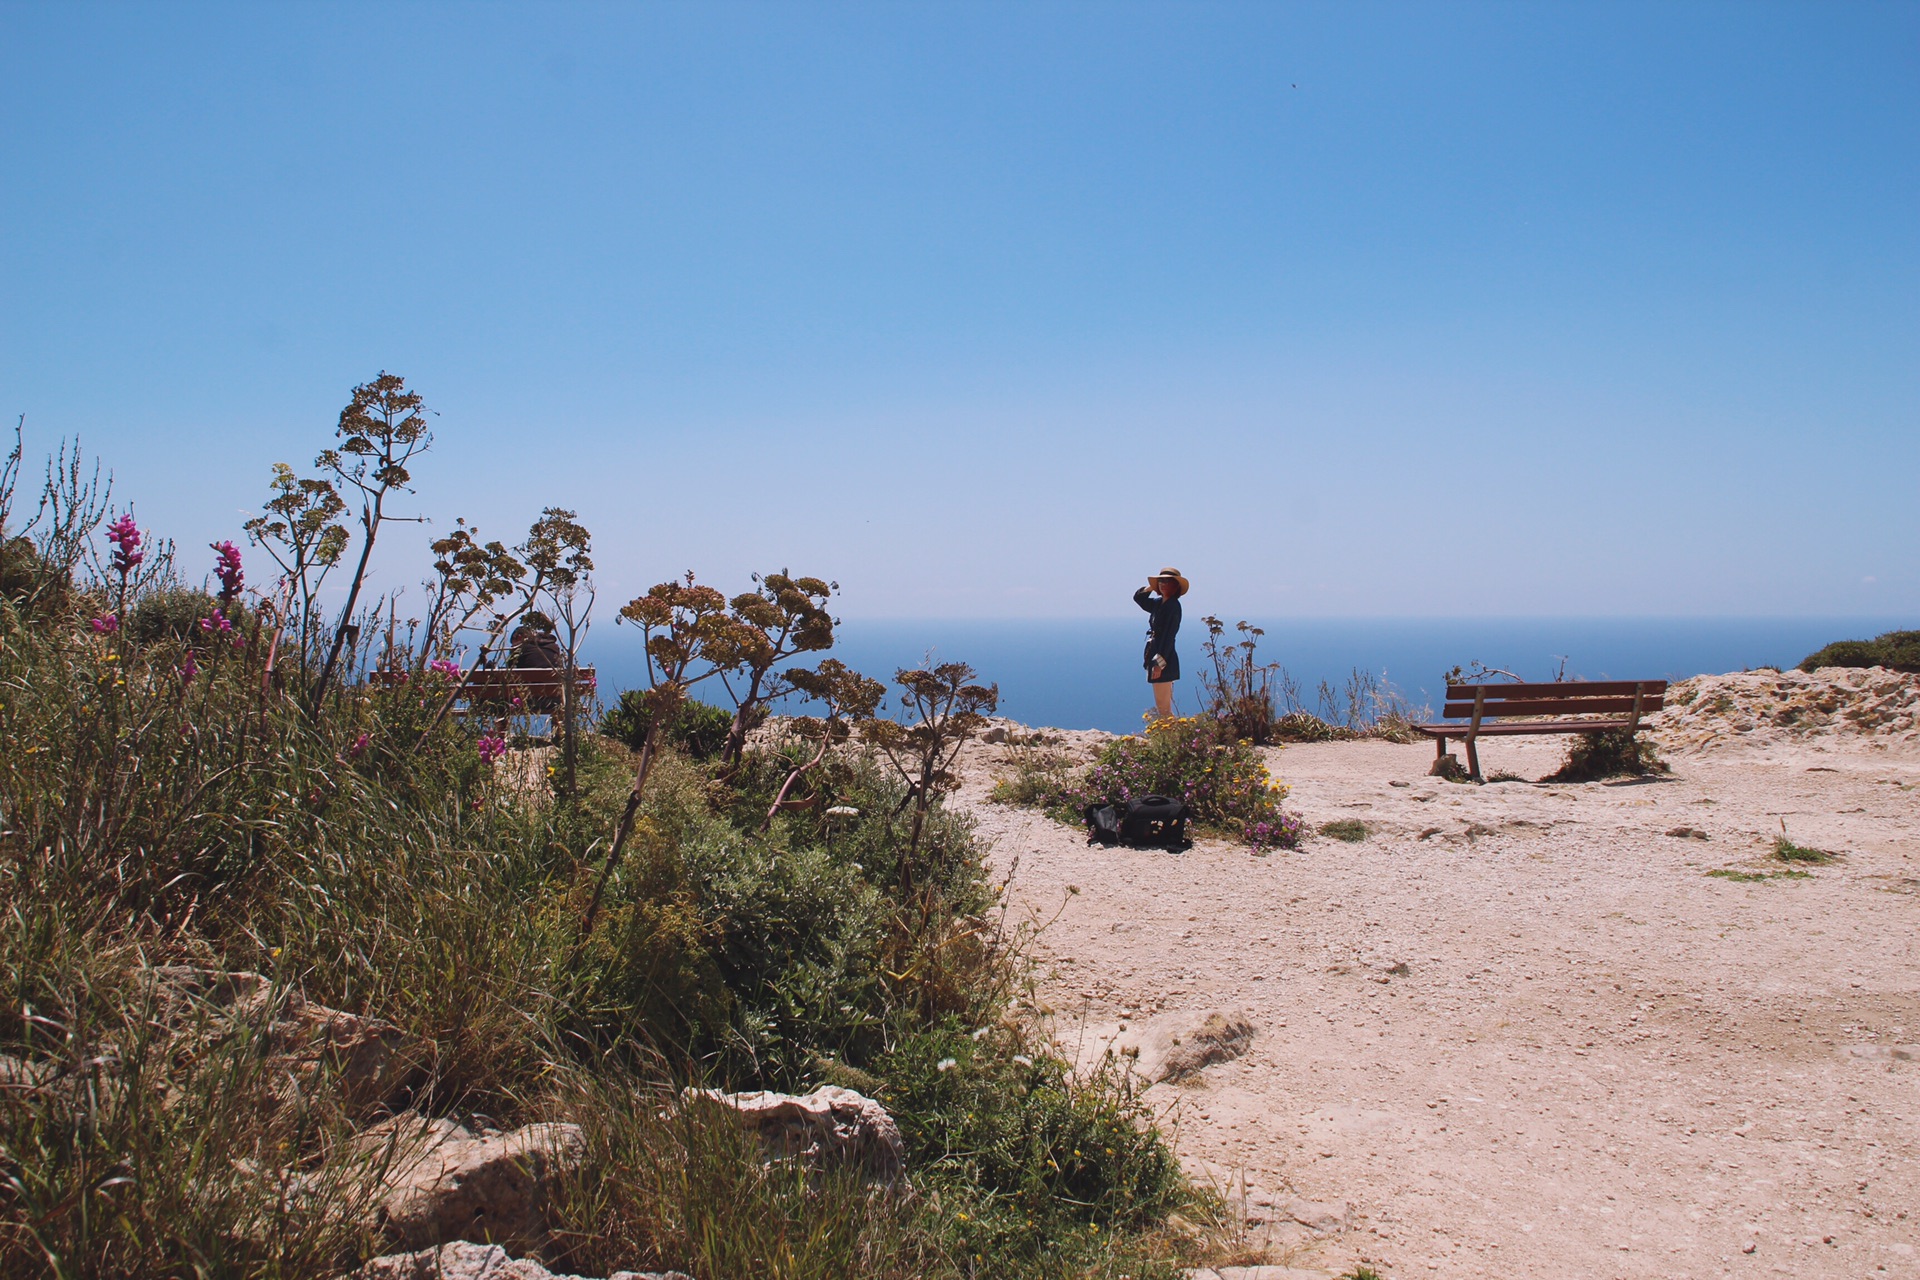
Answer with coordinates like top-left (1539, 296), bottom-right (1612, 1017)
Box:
top-left (356, 1113), bottom-right (587, 1251)
top-left (352, 1240), bottom-right (691, 1280)
top-left (1652, 666), bottom-right (1920, 752)
top-left (1187, 1268), bottom-right (1341, 1280)
top-left (1073, 1009), bottom-right (1257, 1084)
top-left (144, 966), bottom-right (431, 1115)
top-left (685, 1084), bottom-right (905, 1185)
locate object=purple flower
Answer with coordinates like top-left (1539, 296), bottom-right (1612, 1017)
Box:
top-left (106, 513), bottom-right (143, 574)
top-left (429, 658), bottom-right (462, 679)
top-left (210, 540), bottom-right (243, 602)
top-left (91, 615), bottom-right (119, 634)
top-left (180, 653), bottom-right (198, 683)
top-left (200, 609), bottom-right (234, 637)
top-left (476, 735), bottom-right (507, 764)
top-left (350, 731), bottom-right (370, 758)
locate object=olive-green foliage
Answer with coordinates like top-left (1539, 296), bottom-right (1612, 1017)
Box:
top-left (1, 582), bottom-right (1194, 1278)
top-left (127, 585), bottom-right (229, 644)
top-left (1318, 819), bottom-right (1367, 842)
top-left (1799, 629), bottom-right (1920, 674)
top-left (599, 689), bottom-right (735, 759)
top-left (1544, 729), bottom-right (1668, 783)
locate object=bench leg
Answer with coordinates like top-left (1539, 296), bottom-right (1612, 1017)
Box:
top-left (1434, 736), bottom-right (1448, 762)
top-left (1465, 735), bottom-right (1482, 784)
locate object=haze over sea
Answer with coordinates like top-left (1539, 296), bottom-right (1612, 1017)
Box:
top-left (585, 615), bottom-right (1908, 735)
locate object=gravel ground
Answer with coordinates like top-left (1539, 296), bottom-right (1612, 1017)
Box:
top-left (957, 728), bottom-right (1920, 1279)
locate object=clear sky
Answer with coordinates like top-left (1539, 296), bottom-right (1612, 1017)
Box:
top-left (2, 2), bottom-right (1914, 619)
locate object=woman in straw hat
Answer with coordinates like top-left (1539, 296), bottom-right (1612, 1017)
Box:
top-left (1133, 568), bottom-right (1188, 720)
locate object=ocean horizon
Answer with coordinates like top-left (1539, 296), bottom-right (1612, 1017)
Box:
top-left (580, 615), bottom-right (1912, 735)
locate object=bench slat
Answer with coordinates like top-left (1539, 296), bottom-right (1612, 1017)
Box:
top-left (1416, 718), bottom-right (1645, 738)
top-left (1441, 695), bottom-right (1665, 719)
top-left (1445, 680), bottom-right (1666, 700)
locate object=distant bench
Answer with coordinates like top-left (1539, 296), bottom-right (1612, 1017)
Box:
top-left (368, 667), bottom-right (597, 712)
top-left (1415, 680), bottom-right (1667, 782)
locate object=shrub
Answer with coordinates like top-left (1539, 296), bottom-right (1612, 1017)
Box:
top-left (126, 585), bottom-right (231, 645)
top-left (1049, 716), bottom-right (1302, 851)
top-left (1799, 629), bottom-right (1920, 674)
top-left (1773, 826), bottom-right (1835, 864)
top-left (1318, 819), bottom-right (1367, 842)
top-left (599, 690), bottom-right (734, 758)
top-left (1543, 729), bottom-right (1667, 782)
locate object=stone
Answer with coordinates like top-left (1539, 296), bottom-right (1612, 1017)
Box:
top-left (1282, 1195), bottom-right (1351, 1232)
top-left (351, 1241), bottom-right (691, 1280)
top-left (1076, 1009), bottom-right (1256, 1084)
top-left (1845, 1044), bottom-right (1916, 1061)
top-left (355, 1113), bottom-right (587, 1251)
top-left (1665, 826), bottom-right (1710, 840)
top-left (143, 966), bottom-right (432, 1115)
top-left (981, 726), bottom-right (1009, 744)
top-left (1187, 1268), bottom-right (1340, 1280)
top-left (685, 1084), bottom-right (905, 1186)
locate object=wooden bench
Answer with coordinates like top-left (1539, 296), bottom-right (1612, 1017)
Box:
top-left (1415, 680), bottom-right (1666, 782)
top-left (368, 666), bottom-right (597, 710)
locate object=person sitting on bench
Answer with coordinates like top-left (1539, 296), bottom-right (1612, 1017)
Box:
top-left (510, 612), bottom-right (563, 670)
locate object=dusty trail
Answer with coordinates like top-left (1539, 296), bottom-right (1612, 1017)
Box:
top-left (956, 727), bottom-right (1920, 1279)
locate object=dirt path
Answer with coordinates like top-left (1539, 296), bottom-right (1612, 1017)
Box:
top-left (957, 730), bottom-right (1920, 1279)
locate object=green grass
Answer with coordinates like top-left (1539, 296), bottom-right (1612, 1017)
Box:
top-left (1318, 819), bottom-right (1368, 843)
top-left (1773, 828), bottom-right (1837, 864)
top-left (1707, 868), bottom-right (1812, 883)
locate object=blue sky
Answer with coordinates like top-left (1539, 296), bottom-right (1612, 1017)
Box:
top-left (2, 1), bottom-right (1914, 619)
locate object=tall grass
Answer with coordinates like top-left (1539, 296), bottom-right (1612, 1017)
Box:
top-left (1, 464), bottom-right (1196, 1277)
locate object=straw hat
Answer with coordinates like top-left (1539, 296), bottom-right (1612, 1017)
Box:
top-left (1153, 567), bottom-right (1190, 598)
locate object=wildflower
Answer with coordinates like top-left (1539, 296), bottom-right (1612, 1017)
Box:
top-left (199, 609), bottom-right (234, 637)
top-left (936, 1057), bottom-right (957, 1072)
top-left (181, 654), bottom-right (198, 683)
top-left (429, 658), bottom-right (462, 679)
top-left (90, 615), bottom-right (118, 634)
top-left (476, 735), bottom-right (507, 764)
top-left (105, 513), bottom-right (143, 573)
top-left (350, 732), bottom-right (370, 758)
top-left (210, 540), bottom-right (243, 602)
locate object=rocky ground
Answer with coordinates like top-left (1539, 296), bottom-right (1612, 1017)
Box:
top-left (957, 669), bottom-right (1920, 1279)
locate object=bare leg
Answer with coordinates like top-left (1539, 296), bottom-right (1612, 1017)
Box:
top-left (1152, 679), bottom-right (1173, 719)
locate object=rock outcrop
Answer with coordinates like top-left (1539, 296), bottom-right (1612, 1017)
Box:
top-left (684, 1084), bottom-right (905, 1186)
top-left (355, 1113), bottom-right (586, 1251)
top-left (1653, 666), bottom-right (1920, 753)
top-left (352, 1240), bottom-right (691, 1280)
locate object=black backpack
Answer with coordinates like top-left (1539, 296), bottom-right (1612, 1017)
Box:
top-left (1085, 794), bottom-right (1191, 850)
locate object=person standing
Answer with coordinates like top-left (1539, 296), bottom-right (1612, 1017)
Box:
top-left (1134, 568), bottom-right (1188, 721)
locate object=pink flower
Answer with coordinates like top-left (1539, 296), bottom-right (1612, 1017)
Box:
top-left (200, 609), bottom-right (234, 636)
top-left (106, 513), bottom-right (143, 574)
top-left (476, 735), bottom-right (507, 764)
top-left (210, 541), bottom-right (243, 602)
top-left (91, 615), bottom-right (119, 634)
top-left (181, 653), bottom-right (198, 683)
top-left (350, 731), bottom-right (370, 757)
top-left (429, 658), bottom-right (462, 679)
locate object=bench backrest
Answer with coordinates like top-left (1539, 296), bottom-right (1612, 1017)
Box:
top-left (1442, 680), bottom-right (1667, 721)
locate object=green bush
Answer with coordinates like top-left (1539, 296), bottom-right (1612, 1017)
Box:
top-left (1799, 629), bottom-right (1920, 674)
top-left (598, 689), bottom-right (735, 758)
top-left (1049, 715), bottom-right (1302, 850)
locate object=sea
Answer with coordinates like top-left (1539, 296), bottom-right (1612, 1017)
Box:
top-left (580, 616), bottom-right (1910, 734)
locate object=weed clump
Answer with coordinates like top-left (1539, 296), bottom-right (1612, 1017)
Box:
top-left (1318, 819), bottom-right (1367, 843)
top-left (1773, 826), bottom-right (1836, 864)
top-left (600, 690), bottom-right (734, 758)
top-left (1544, 729), bottom-right (1668, 783)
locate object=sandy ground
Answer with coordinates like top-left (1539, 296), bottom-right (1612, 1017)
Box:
top-left (957, 723), bottom-right (1920, 1279)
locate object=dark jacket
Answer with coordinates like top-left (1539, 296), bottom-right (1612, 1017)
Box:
top-left (509, 626), bottom-right (564, 670)
top-left (1134, 587), bottom-right (1181, 683)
